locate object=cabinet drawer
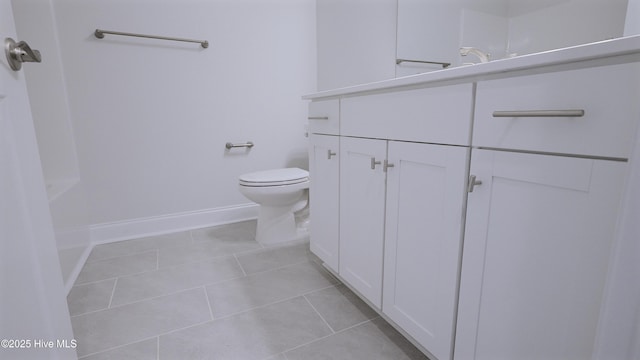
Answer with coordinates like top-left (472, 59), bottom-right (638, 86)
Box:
top-left (341, 83), bottom-right (473, 146)
top-left (473, 63), bottom-right (640, 159)
top-left (308, 99), bottom-right (339, 135)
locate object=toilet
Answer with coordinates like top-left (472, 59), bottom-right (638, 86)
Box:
top-left (238, 167), bottom-right (310, 245)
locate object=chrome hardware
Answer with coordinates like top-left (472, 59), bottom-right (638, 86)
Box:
top-left (225, 141), bottom-right (254, 150)
top-left (468, 175), bottom-right (482, 193)
top-left (371, 157), bottom-right (382, 170)
top-left (308, 116), bottom-right (329, 120)
top-left (327, 150), bottom-right (337, 159)
top-left (492, 110), bottom-right (585, 118)
top-left (396, 58), bottom-right (450, 68)
top-left (94, 29), bottom-right (209, 48)
top-left (5, 38), bottom-right (42, 71)
top-left (459, 47), bottom-right (490, 63)
top-left (383, 160), bottom-right (394, 172)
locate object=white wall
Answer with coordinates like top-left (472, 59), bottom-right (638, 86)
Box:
top-left (50, 0), bottom-right (316, 235)
top-left (316, 0), bottom-right (397, 90)
top-left (507, 0), bottom-right (628, 55)
top-left (625, 0), bottom-right (640, 35)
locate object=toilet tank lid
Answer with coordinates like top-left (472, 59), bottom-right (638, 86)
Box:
top-left (239, 168), bottom-right (309, 183)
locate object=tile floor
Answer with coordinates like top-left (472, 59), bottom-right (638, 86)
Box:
top-left (67, 220), bottom-right (429, 360)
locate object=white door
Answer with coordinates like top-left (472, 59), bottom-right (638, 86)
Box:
top-left (308, 134), bottom-right (340, 272)
top-left (455, 149), bottom-right (627, 360)
top-left (0, 1), bottom-right (76, 359)
top-left (339, 136), bottom-right (386, 308)
top-left (383, 141), bottom-right (468, 360)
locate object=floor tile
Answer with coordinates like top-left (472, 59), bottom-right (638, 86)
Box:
top-left (72, 288), bottom-right (211, 357)
top-left (191, 220), bottom-right (257, 244)
top-left (87, 231), bottom-right (191, 263)
top-left (206, 260), bottom-right (337, 317)
top-left (159, 297), bottom-right (332, 360)
top-left (67, 279), bottom-right (116, 316)
top-left (304, 284), bottom-right (379, 332)
top-left (75, 251), bottom-right (157, 285)
top-left (236, 241), bottom-right (315, 275)
top-left (263, 354), bottom-right (287, 360)
top-left (284, 318), bottom-right (429, 360)
top-left (79, 338), bottom-right (157, 360)
top-left (110, 255), bottom-right (244, 306)
top-left (158, 237), bottom-right (261, 269)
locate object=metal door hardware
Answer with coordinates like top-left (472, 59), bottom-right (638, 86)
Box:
top-left (5, 38), bottom-right (41, 71)
top-left (383, 160), bottom-right (395, 172)
top-left (371, 157), bottom-right (382, 170)
top-left (327, 150), bottom-right (337, 159)
top-left (468, 175), bottom-right (482, 192)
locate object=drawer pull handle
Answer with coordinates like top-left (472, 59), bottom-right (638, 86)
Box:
top-left (308, 116), bottom-right (329, 120)
top-left (492, 110), bottom-right (585, 118)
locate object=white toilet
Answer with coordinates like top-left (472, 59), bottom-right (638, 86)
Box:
top-left (238, 167), bottom-right (310, 245)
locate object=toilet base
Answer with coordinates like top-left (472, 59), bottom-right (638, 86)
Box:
top-left (256, 205), bottom-right (303, 245)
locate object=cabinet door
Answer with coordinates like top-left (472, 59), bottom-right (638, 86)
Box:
top-left (383, 141), bottom-right (468, 360)
top-left (339, 136), bottom-right (387, 308)
top-left (455, 149), bottom-right (627, 360)
top-left (308, 134), bottom-right (340, 272)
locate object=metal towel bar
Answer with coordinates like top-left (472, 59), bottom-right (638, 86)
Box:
top-left (396, 58), bottom-right (451, 68)
top-left (492, 110), bottom-right (585, 118)
top-left (94, 29), bottom-right (209, 48)
top-left (226, 142), bottom-right (254, 150)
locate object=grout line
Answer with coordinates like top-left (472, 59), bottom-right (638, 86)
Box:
top-left (202, 286), bottom-right (215, 321)
top-left (107, 277), bottom-right (118, 309)
top-left (303, 295), bottom-right (335, 334)
top-left (83, 248), bottom-right (160, 266)
top-left (77, 335), bottom-right (157, 359)
top-left (213, 283), bottom-right (337, 321)
top-left (240, 257), bottom-right (317, 278)
top-left (77, 318), bottom-right (212, 359)
top-left (72, 285), bottom-right (215, 317)
top-left (282, 318), bottom-right (376, 355)
top-left (149, 318), bottom-right (214, 340)
top-left (233, 254), bottom-right (248, 276)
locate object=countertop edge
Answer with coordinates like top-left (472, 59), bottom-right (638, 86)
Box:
top-left (303, 35), bottom-right (640, 100)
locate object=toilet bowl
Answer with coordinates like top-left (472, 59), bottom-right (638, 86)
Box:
top-left (239, 168), bottom-right (310, 245)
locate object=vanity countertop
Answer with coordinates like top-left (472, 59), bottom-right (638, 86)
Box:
top-left (303, 34), bottom-right (640, 100)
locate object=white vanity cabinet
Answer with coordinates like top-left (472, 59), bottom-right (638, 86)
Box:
top-left (335, 84), bottom-right (473, 360)
top-left (339, 136), bottom-right (388, 308)
top-left (455, 62), bottom-right (640, 360)
top-left (383, 141), bottom-right (469, 360)
top-left (308, 133), bottom-right (340, 272)
top-left (455, 150), bottom-right (627, 360)
top-left (306, 37), bottom-right (640, 360)
top-left (307, 99), bottom-right (340, 272)
top-left (338, 136), bottom-right (470, 360)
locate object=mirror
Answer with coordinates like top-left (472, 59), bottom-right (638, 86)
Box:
top-left (396, 0), bottom-right (629, 76)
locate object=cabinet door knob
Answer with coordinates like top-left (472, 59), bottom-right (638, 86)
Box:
top-left (371, 157), bottom-right (382, 170)
top-left (383, 160), bottom-right (394, 172)
top-left (327, 150), bottom-right (337, 159)
top-left (468, 175), bottom-right (483, 192)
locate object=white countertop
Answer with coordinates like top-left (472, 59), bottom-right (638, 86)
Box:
top-left (303, 35), bottom-right (640, 100)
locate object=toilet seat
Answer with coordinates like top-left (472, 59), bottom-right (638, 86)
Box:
top-left (239, 168), bottom-right (309, 187)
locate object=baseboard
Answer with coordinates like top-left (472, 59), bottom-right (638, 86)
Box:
top-left (62, 244), bottom-right (92, 295)
top-left (90, 204), bottom-right (259, 245)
